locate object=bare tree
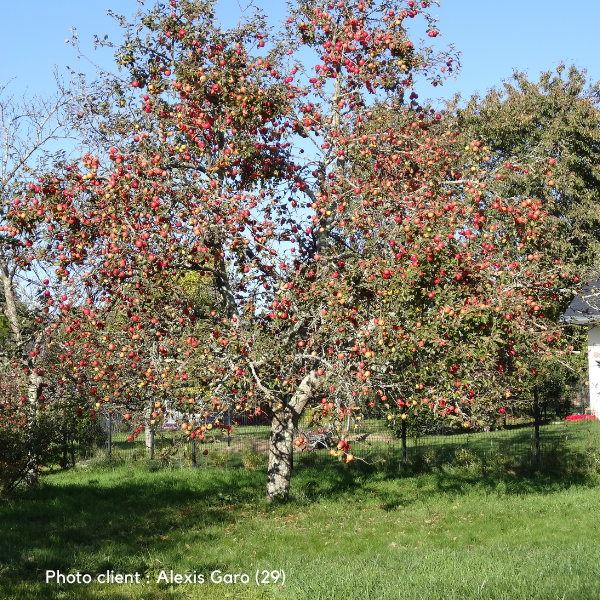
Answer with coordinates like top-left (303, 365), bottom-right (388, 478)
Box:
top-left (0, 78), bottom-right (76, 486)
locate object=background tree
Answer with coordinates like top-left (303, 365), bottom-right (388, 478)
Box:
top-left (0, 81), bottom-right (80, 485)
top-left (452, 65), bottom-right (600, 270)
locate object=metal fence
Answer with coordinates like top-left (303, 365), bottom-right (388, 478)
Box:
top-left (69, 407), bottom-right (600, 475)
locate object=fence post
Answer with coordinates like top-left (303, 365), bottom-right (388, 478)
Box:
top-left (534, 385), bottom-right (540, 465)
top-left (150, 428), bottom-right (155, 460)
top-left (61, 421), bottom-right (68, 469)
top-left (401, 413), bottom-right (407, 468)
top-left (107, 411), bottom-right (112, 464)
top-left (191, 437), bottom-right (197, 469)
top-left (227, 405), bottom-right (232, 447)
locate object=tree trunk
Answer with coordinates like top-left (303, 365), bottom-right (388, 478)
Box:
top-left (145, 424), bottom-right (155, 457)
top-left (266, 407), bottom-right (295, 501)
top-left (60, 422), bottom-right (68, 469)
top-left (265, 369), bottom-right (319, 501)
top-left (1, 254), bottom-right (41, 486)
top-left (144, 425), bottom-right (153, 449)
top-left (0, 254), bottom-right (22, 347)
top-left (144, 403), bottom-right (155, 458)
top-left (24, 370), bottom-right (41, 487)
top-left (214, 255), bottom-right (239, 318)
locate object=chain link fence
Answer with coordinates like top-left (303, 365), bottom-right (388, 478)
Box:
top-left (69, 405), bottom-right (600, 476)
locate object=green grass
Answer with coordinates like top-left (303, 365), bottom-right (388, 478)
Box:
top-left (3, 443), bottom-right (600, 600)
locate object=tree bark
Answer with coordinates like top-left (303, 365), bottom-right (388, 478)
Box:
top-left (266, 406), bottom-right (295, 500)
top-left (214, 255), bottom-right (239, 318)
top-left (144, 402), bottom-right (155, 457)
top-left (0, 253), bottom-right (22, 347)
top-left (24, 370), bottom-right (41, 487)
top-left (145, 425), bottom-right (154, 450)
top-left (60, 421), bottom-right (68, 469)
top-left (266, 370), bottom-right (319, 500)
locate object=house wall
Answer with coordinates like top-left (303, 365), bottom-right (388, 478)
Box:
top-left (587, 326), bottom-right (600, 415)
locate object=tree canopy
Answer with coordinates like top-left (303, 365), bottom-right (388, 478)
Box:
top-left (4, 0), bottom-right (599, 498)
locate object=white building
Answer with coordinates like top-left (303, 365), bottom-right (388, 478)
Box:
top-left (561, 279), bottom-right (600, 416)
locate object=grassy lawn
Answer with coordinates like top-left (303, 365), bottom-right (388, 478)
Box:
top-left (2, 444), bottom-right (600, 600)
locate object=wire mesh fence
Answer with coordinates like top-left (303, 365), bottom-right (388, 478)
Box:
top-left (70, 411), bottom-right (600, 475)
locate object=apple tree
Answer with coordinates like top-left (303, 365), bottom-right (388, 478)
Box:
top-left (342, 101), bottom-right (586, 433)
top-left (29, 0), bottom-right (596, 499)
top-left (440, 65), bottom-right (600, 414)
top-left (27, 0), bottom-right (459, 498)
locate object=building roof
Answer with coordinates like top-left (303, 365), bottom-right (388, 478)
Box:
top-left (560, 278), bottom-right (600, 324)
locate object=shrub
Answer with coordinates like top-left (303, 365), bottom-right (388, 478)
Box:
top-left (241, 450), bottom-right (263, 471)
top-left (454, 447), bottom-right (480, 468)
top-left (211, 453), bottom-right (227, 470)
top-left (0, 370), bottom-right (28, 496)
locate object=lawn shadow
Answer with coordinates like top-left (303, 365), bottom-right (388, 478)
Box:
top-left (287, 435), bottom-right (600, 511)
top-left (0, 465), bottom-right (267, 589)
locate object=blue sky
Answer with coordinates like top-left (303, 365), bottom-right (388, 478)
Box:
top-left (2, 0), bottom-right (598, 106)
